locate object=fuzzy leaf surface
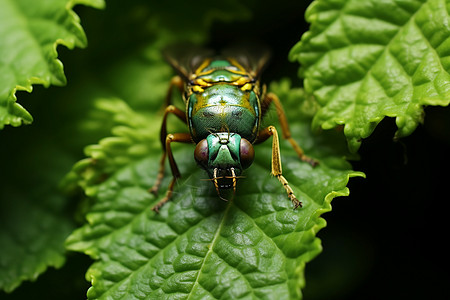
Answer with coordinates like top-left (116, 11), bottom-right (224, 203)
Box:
top-left (290, 0), bottom-right (450, 152)
top-left (0, 0), bottom-right (105, 129)
top-left (65, 81), bottom-right (362, 299)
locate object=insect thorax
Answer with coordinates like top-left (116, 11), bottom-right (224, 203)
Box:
top-left (186, 58), bottom-right (261, 143)
top-left (187, 84), bottom-right (260, 143)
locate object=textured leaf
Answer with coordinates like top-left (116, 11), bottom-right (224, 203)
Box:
top-left (65, 80), bottom-right (362, 299)
top-left (0, 0), bottom-right (105, 129)
top-left (290, 0), bottom-right (450, 152)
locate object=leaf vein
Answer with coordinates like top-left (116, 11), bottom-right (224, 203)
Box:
top-left (186, 202), bottom-right (233, 299)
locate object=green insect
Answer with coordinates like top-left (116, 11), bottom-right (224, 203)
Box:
top-left (150, 46), bottom-right (317, 212)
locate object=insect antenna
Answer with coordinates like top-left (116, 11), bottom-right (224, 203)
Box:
top-left (202, 177), bottom-right (226, 181)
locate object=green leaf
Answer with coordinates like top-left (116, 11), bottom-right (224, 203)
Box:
top-left (290, 0), bottom-right (450, 152)
top-left (65, 80), bottom-right (362, 299)
top-left (0, 0), bottom-right (104, 292)
top-left (0, 0), bottom-right (105, 129)
top-left (0, 194), bottom-right (72, 293)
top-left (0, 137), bottom-right (76, 292)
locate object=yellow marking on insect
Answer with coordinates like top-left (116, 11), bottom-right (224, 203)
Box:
top-left (230, 77), bottom-right (250, 86)
top-left (194, 78), bottom-right (213, 87)
top-left (227, 58), bottom-right (250, 75)
top-left (241, 83), bottom-right (252, 91)
top-left (192, 85), bottom-right (204, 93)
top-left (195, 59), bottom-right (212, 76)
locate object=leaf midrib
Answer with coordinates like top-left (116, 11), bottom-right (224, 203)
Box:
top-left (186, 200), bottom-right (233, 300)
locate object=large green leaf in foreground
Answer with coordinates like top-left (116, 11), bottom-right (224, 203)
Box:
top-left (0, 0), bottom-right (105, 129)
top-left (290, 0), bottom-right (450, 152)
top-left (65, 81), bottom-right (362, 299)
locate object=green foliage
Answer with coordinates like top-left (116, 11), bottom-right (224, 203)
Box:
top-left (1, 0), bottom-right (448, 299)
top-left (64, 84), bottom-right (361, 299)
top-left (0, 140), bottom-right (74, 292)
top-left (0, 0), bottom-right (105, 128)
top-left (290, 0), bottom-right (450, 152)
top-left (0, 0), bottom-right (104, 292)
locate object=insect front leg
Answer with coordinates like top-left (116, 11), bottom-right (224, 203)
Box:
top-left (256, 126), bottom-right (302, 209)
top-left (150, 105), bottom-right (187, 196)
top-left (260, 92), bottom-right (318, 167)
top-left (152, 133), bottom-right (192, 213)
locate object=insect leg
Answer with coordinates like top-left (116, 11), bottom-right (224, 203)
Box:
top-left (256, 126), bottom-right (302, 209)
top-left (152, 133), bottom-right (192, 213)
top-left (150, 105), bottom-right (187, 196)
top-left (260, 92), bottom-right (318, 167)
top-left (164, 75), bottom-right (185, 108)
top-left (159, 105), bottom-right (187, 149)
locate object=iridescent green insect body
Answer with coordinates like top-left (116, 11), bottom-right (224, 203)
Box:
top-left (188, 59), bottom-right (260, 141)
top-left (151, 49), bottom-right (317, 212)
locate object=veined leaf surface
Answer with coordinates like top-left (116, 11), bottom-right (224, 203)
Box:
top-left (65, 81), bottom-right (362, 299)
top-left (290, 0), bottom-right (450, 152)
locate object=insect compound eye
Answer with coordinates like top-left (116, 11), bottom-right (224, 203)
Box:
top-left (194, 139), bottom-right (209, 165)
top-left (239, 138), bottom-right (254, 169)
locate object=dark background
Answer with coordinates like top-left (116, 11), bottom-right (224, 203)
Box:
top-left (305, 108), bottom-right (450, 300)
top-left (1, 1), bottom-right (449, 299)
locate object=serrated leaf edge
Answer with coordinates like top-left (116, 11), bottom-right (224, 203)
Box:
top-left (291, 0), bottom-right (450, 152)
top-left (1, 0), bottom-right (105, 129)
